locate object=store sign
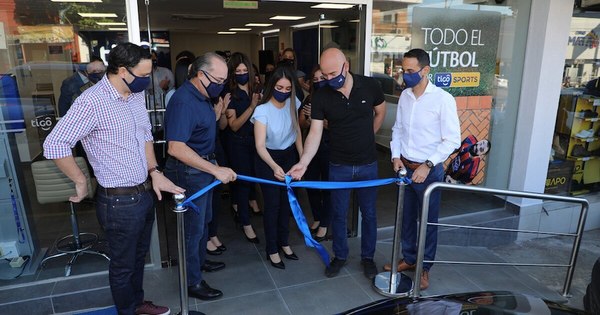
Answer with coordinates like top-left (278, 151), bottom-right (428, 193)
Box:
top-left (411, 7), bottom-right (501, 96)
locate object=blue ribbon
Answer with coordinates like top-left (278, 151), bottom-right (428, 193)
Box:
top-left (180, 173), bottom-right (411, 266)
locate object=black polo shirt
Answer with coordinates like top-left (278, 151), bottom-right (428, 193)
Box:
top-left (311, 73), bottom-right (385, 165)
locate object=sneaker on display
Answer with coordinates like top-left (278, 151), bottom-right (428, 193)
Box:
top-left (575, 129), bottom-right (595, 139)
top-left (572, 144), bottom-right (592, 157)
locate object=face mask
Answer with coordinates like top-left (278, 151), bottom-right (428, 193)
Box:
top-left (272, 89), bottom-right (291, 102)
top-left (402, 68), bottom-right (423, 88)
top-left (284, 59), bottom-right (295, 67)
top-left (200, 70), bottom-right (225, 98)
top-left (236, 73), bottom-right (249, 85)
top-left (313, 80), bottom-right (327, 91)
top-left (123, 68), bottom-right (151, 93)
top-left (327, 64), bottom-right (346, 90)
top-left (88, 72), bottom-right (104, 84)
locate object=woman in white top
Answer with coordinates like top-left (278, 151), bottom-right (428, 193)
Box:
top-left (251, 65), bottom-right (303, 269)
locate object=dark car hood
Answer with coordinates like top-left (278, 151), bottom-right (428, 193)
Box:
top-left (340, 291), bottom-right (587, 315)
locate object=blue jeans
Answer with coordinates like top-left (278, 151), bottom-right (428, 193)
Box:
top-left (164, 157), bottom-right (214, 287)
top-left (329, 161), bottom-right (378, 261)
top-left (401, 163), bottom-right (444, 271)
top-left (95, 188), bottom-right (155, 315)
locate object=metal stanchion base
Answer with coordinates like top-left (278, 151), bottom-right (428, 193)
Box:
top-left (177, 311), bottom-right (204, 315)
top-left (372, 272), bottom-right (413, 297)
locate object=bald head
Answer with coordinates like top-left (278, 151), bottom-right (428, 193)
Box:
top-left (320, 48), bottom-right (347, 82)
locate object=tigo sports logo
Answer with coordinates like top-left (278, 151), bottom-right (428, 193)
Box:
top-left (434, 72), bottom-right (480, 88)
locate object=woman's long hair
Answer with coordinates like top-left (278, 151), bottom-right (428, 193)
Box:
top-left (260, 64), bottom-right (298, 134)
top-left (227, 52), bottom-right (255, 99)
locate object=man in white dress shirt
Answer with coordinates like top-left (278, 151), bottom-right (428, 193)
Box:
top-left (387, 48), bottom-right (461, 290)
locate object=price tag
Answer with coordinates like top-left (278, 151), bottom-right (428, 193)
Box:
top-left (582, 157), bottom-right (591, 161)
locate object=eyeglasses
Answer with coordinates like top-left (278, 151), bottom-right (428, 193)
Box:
top-left (202, 70), bottom-right (227, 85)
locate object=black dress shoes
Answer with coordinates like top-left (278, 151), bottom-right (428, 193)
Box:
top-left (188, 280), bottom-right (223, 300)
top-left (283, 252), bottom-right (299, 260)
top-left (217, 244), bottom-right (227, 251)
top-left (246, 235), bottom-right (260, 244)
top-left (201, 260), bottom-right (225, 272)
top-left (313, 234), bottom-right (328, 242)
top-left (206, 248), bottom-right (222, 256)
top-left (267, 254), bottom-right (285, 269)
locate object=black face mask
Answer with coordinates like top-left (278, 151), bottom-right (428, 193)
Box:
top-left (284, 59), bottom-right (295, 67)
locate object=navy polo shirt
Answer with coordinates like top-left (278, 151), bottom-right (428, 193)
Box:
top-left (227, 87), bottom-right (254, 137)
top-left (165, 80), bottom-right (216, 156)
top-left (311, 73), bottom-right (385, 165)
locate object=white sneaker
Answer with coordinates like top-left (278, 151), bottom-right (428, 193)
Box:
top-left (575, 129), bottom-right (595, 138)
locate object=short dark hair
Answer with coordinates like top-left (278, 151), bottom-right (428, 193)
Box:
top-left (89, 55), bottom-right (103, 64)
top-left (404, 48), bottom-right (430, 68)
top-left (106, 43), bottom-right (152, 74)
top-left (188, 52), bottom-right (225, 80)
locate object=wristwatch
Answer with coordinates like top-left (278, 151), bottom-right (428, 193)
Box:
top-left (424, 160), bottom-right (434, 168)
top-left (148, 165), bottom-right (162, 175)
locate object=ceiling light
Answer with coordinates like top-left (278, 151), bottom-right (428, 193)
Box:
top-left (229, 28), bottom-right (251, 31)
top-left (218, 31), bottom-right (237, 34)
top-left (311, 4), bottom-right (354, 9)
top-left (349, 19), bottom-right (360, 23)
top-left (320, 25), bottom-right (338, 29)
top-left (291, 20), bottom-right (335, 28)
top-left (78, 13), bottom-right (118, 18)
top-left (270, 15), bottom-right (305, 21)
top-left (245, 23), bottom-right (273, 27)
top-left (262, 29), bottom-right (280, 35)
top-left (96, 22), bottom-right (126, 26)
top-left (108, 27), bottom-right (128, 31)
top-left (51, 0), bottom-right (102, 2)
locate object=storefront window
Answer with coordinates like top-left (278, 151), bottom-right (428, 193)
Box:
top-left (0, 0), bottom-right (127, 283)
top-left (371, 0), bottom-right (531, 190)
top-left (550, 13), bottom-right (600, 196)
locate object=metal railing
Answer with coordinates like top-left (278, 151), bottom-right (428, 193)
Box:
top-left (413, 182), bottom-right (589, 298)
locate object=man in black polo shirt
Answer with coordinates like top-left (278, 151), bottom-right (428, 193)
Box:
top-left (289, 48), bottom-right (386, 279)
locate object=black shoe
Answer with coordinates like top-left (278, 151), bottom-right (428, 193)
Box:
top-left (313, 234), bottom-right (328, 242)
top-left (188, 280), bottom-right (223, 300)
top-left (246, 235), bottom-right (260, 244)
top-left (217, 244), bottom-right (227, 251)
top-left (201, 260), bottom-right (225, 272)
top-left (325, 257), bottom-right (346, 278)
top-left (206, 248), bottom-right (222, 256)
top-left (283, 252), bottom-right (299, 260)
top-left (267, 254), bottom-right (285, 269)
top-left (361, 258), bottom-right (378, 279)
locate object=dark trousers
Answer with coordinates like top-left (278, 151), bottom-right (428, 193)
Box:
top-left (305, 144), bottom-right (331, 228)
top-left (164, 157), bottom-right (214, 287)
top-left (401, 163), bottom-right (444, 271)
top-left (96, 188), bottom-right (155, 315)
top-left (255, 146), bottom-right (298, 255)
top-left (208, 136), bottom-right (227, 238)
top-left (228, 134), bottom-right (256, 226)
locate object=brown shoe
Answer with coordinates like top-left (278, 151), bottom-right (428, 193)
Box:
top-left (382, 259), bottom-right (416, 272)
top-left (419, 270), bottom-right (429, 290)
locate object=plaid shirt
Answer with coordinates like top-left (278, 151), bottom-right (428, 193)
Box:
top-left (44, 75), bottom-right (153, 188)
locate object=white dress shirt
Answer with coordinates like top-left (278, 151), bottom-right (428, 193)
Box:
top-left (390, 80), bottom-right (461, 165)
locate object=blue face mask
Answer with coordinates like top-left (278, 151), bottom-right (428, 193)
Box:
top-left (201, 70), bottom-right (225, 98)
top-left (313, 80), bottom-right (327, 91)
top-left (402, 68), bottom-right (424, 88)
top-left (236, 73), bottom-right (249, 85)
top-left (88, 72), bottom-right (104, 84)
top-left (327, 64), bottom-right (346, 90)
top-left (123, 68), bottom-right (151, 93)
top-left (272, 89), bottom-right (291, 102)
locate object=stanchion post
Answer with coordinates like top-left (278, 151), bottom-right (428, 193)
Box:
top-left (173, 194), bottom-right (202, 315)
top-left (372, 169), bottom-right (412, 297)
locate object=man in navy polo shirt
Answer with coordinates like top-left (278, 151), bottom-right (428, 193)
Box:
top-left (289, 47), bottom-right (386, 279)
top-left (164, 52), bottom-right (237, 302)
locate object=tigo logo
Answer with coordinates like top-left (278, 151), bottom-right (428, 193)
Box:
top-left (434, 72), bottom-right (480, 88)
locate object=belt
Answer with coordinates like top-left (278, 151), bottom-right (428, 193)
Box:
top-left (201, 153), bottom-right (216, 160)
top-left (400, 156), bottom-right (423, 171)
top-left (99, 180), bottom-right (152, 196)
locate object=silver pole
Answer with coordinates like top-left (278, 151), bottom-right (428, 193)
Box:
top-left (173, 194), bottom-right (202, 315)
top-left (563, 202), bottom-right (588, 297)
top-left (372, 168), bottom-right (412, 297)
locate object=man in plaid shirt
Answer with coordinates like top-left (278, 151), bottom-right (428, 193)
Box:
top-left (44, 43), bottom-right (184, 315)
